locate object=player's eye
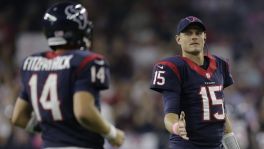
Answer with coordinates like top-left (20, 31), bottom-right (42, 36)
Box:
top-left (183, 31), bottom-right (192, 36)
top-left (195, 31), bottom-right (203, 36)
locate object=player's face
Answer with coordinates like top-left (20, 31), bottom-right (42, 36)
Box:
top-left (176, 25), bottom-right (206, 56)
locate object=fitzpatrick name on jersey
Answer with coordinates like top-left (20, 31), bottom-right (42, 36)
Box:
top-left (23, 55), bottom-right (73, 71)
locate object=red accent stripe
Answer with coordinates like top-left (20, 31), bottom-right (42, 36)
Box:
top-left (207, 55), bottom-right (217, 78)
top-left (45, 51), bottom-right (67, 59)
top-left (158, 61), bottom-right (181, 80)
top-left (45, 51), bottom-right (59, 59)
top-left (180, 55), bottom-right (216, 79)
top-left (75, 54), bottom-right (103, 76)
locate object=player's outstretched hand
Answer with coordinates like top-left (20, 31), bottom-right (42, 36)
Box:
top-left (108, 128), bottom-right (125, 148)
top-left (172, 111), bottom-right (189, 140)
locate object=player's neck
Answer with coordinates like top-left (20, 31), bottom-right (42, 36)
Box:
top-left (182, 52), bottom-right (204, 66)
top-left (54, 49), bottom-right (69, 54)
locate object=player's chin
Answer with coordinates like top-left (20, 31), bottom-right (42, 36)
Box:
top-left (186, 49), bottom-right (202, 55)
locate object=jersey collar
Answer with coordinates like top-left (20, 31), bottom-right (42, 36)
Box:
top-left (180, 55), bottom-right (217, 79)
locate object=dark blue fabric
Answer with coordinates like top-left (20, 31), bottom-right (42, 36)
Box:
top-left (19, 50), bottom-right (109, 148)
top-left (150, 55), bottom-right (234, 147)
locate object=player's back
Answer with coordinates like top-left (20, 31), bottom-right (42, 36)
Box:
top-left (20, 49), bottom-right (109, 149)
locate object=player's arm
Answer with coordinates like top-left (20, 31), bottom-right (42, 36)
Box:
top-left (164, 113), bottom-right (179, 133)
top-left (222, 115), bottom-right (240, 149)
top-left (224, 116), bottom-right (233, 134)
top-left (162, 90), bottom-right (188, 140)
top-left (74, 56), bottom-right (124, 147)
top-left (150, 61), bottom-right (187, 139)
top-left (221, 59), bottom-right (239, 148)
top-left (74, 91), bottom-right (124, 147)
top-left (11, 97), bottom-right (32, 129)
top-left (11, 62), bottom-right (41, 133)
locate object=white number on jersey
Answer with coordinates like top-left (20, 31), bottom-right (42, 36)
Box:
top-left (199, 85), bottom-right (225, 121)
top-left (29, 74), bottom-right (62, 121)
top-left (91, 66), bottom-right (105, 83)
top-left (153, 70), bottom-right (165, 85)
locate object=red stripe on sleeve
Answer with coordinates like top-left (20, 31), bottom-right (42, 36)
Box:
top-left (158, 61), bottom-right (181, 80)
top-left (75, 54), bottom-right (103, 76)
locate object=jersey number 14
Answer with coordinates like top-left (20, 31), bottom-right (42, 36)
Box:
top-left (29, 74), bottom-right (62, 121)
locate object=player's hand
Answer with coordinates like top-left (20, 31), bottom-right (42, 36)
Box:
top-left (172, 111), bottom-right (189, 140)
top-left (108, 128), bottom-right (125, 148)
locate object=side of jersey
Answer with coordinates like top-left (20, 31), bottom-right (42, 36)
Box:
top-left (150, 55), bottom-right (233, 147)
top-left (19, 50), bottom-right (110, 149)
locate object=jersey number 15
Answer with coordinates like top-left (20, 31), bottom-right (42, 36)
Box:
top-left (199, 85), bottom-right (225, 121)
top-left (153, 70), bottom-right (165, 85)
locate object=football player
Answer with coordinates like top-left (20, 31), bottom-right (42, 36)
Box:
top-left (11, 2), bottom-right (124, 149)
top-left (150, 16), bottom-right (240, 149)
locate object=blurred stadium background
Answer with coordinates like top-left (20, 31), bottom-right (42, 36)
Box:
top-left (0, 0), bottom-right (264, 149)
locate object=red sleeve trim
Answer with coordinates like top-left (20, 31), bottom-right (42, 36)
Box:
top-left (158, 61), bottom-right (181, 80)
top-left (75, 54), bottom-right (103, 76)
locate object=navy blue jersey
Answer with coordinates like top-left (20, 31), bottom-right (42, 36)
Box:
top-left (150, 55), bottom-right (233, 148)
top-left (19, 49), bottom-right (110, 149)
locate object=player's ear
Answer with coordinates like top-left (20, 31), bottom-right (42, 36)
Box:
top-left (175, 35), bottom-right (181, 45)
top-left (204, 33), bottom-right (207, 41)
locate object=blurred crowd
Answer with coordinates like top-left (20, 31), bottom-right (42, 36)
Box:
top-left (0, 0), bottom-right (264, 149)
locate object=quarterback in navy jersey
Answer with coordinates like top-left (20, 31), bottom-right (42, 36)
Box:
top-left (150, 16), bottom-right (240, 149)
top-left (11, 2), bottom-right (124, 149)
